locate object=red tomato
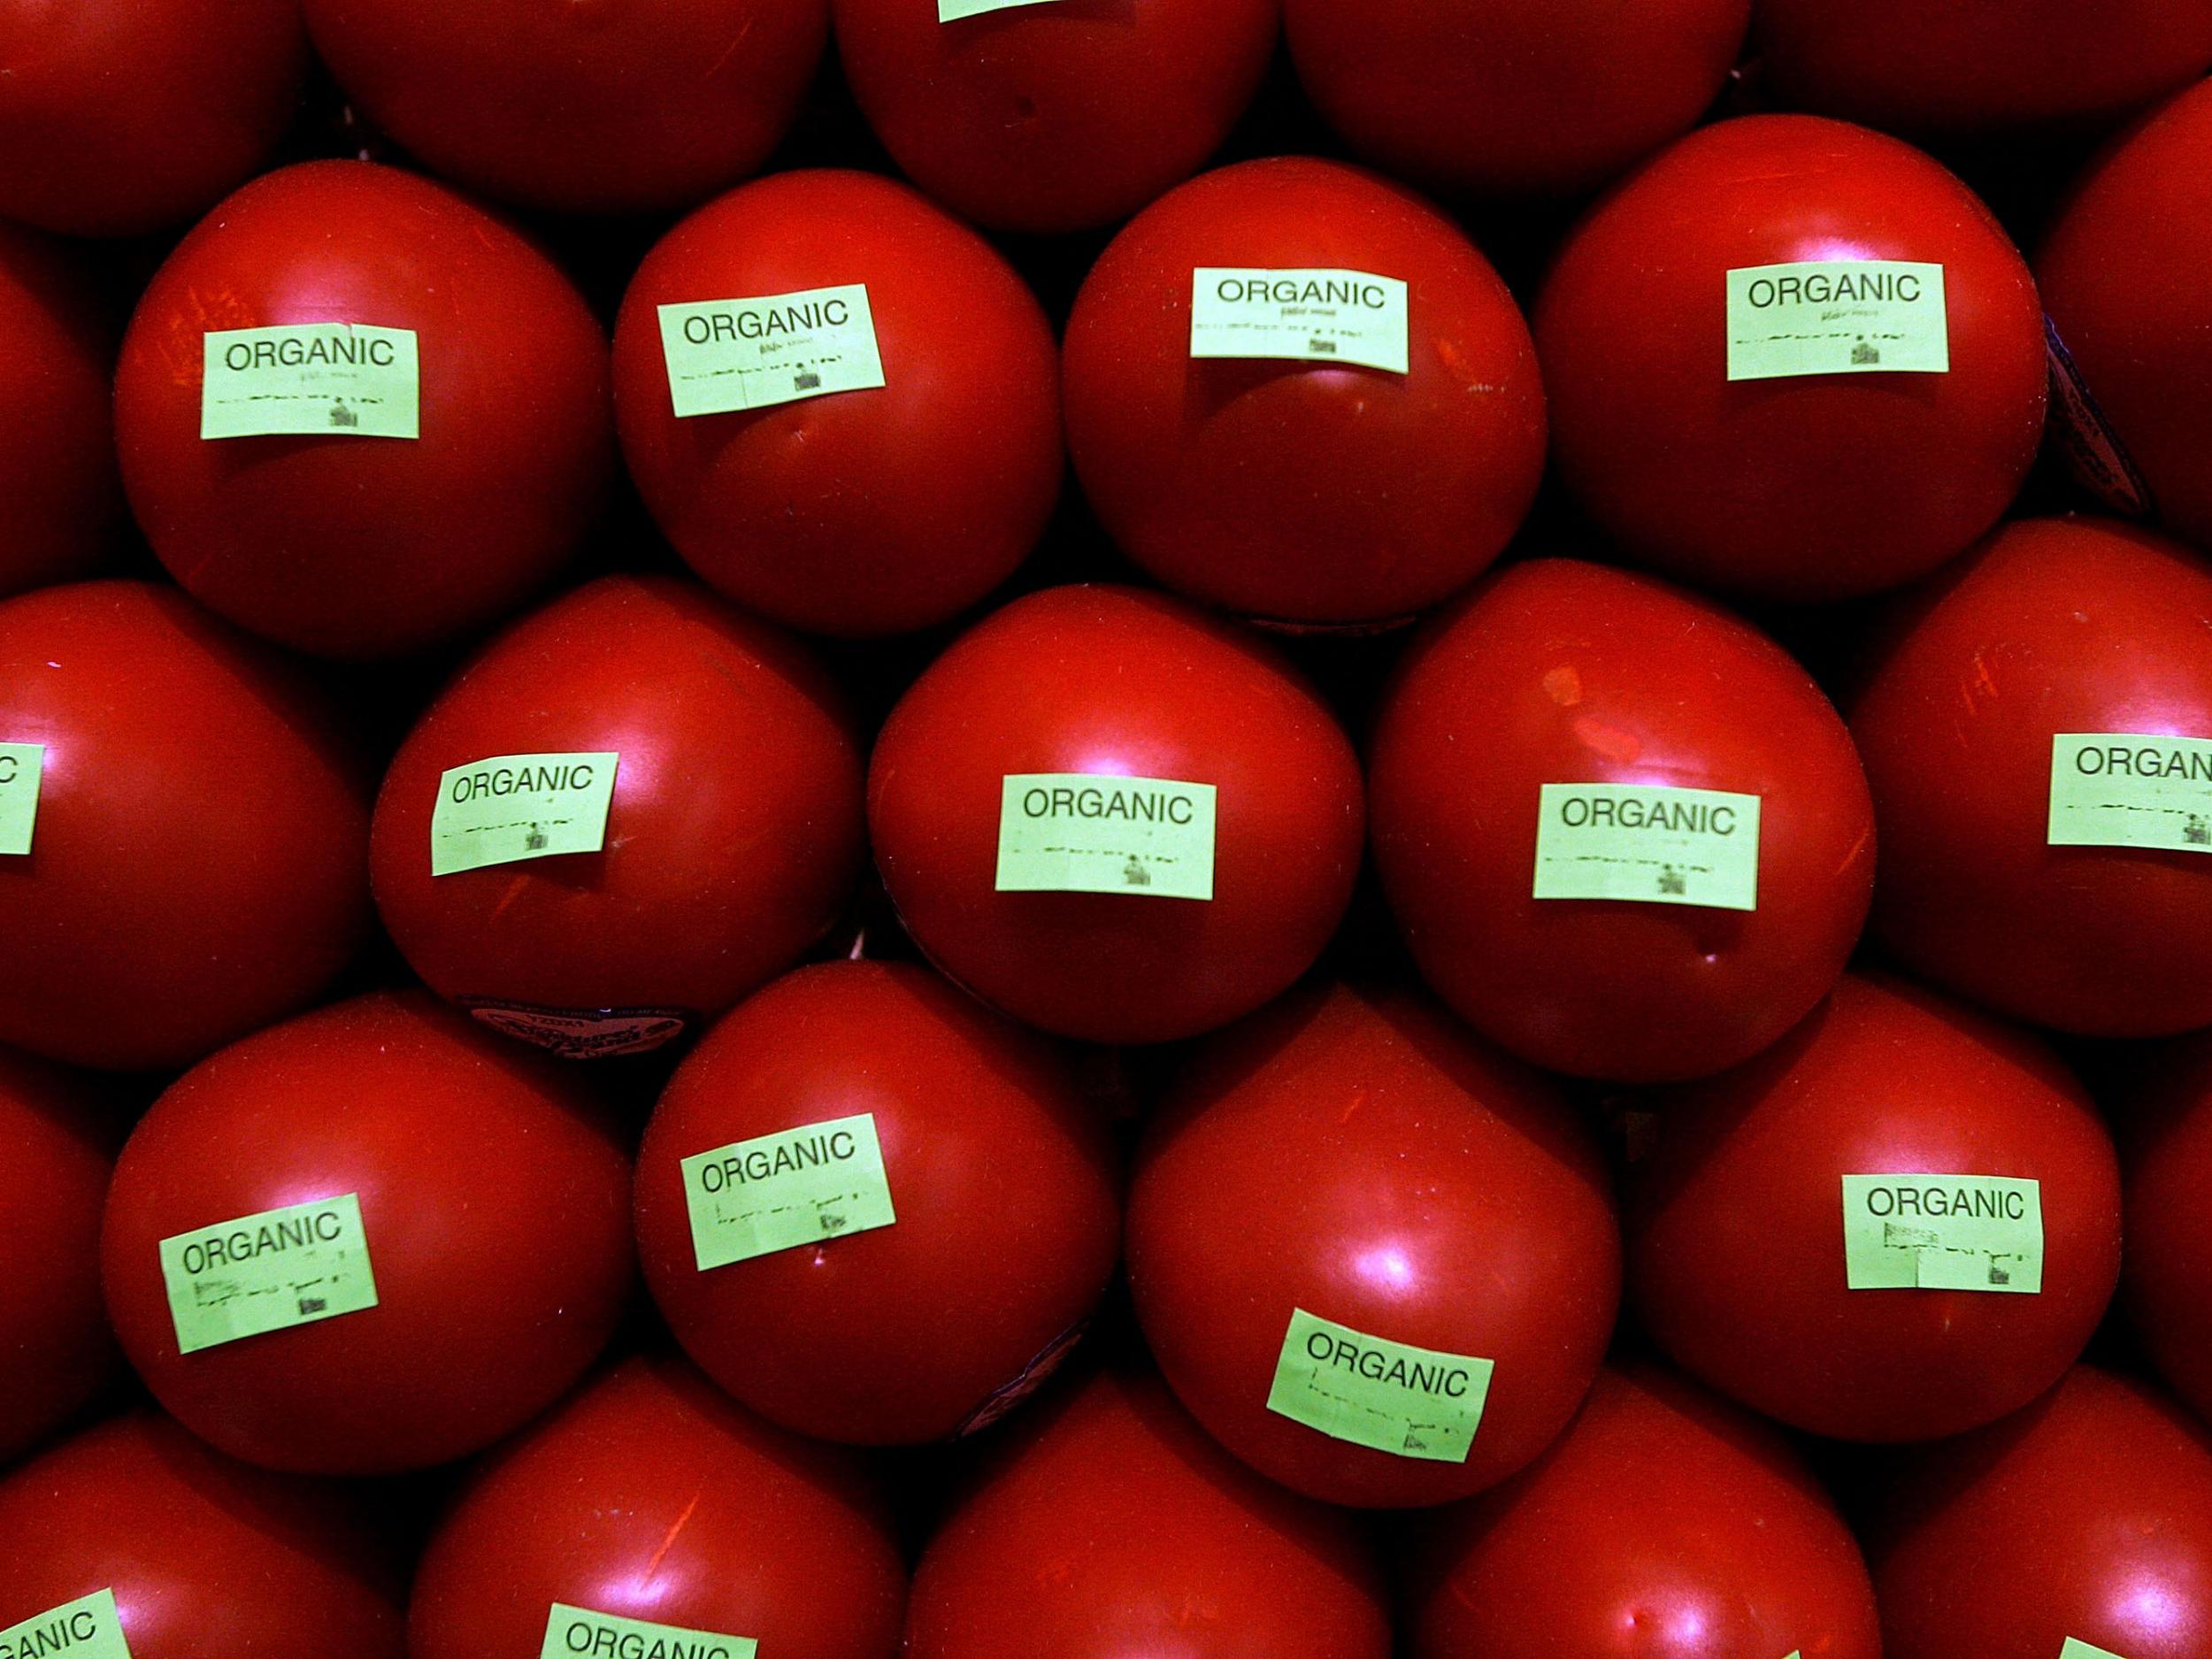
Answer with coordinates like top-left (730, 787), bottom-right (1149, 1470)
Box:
top-left (301, 0), bottom-right (825, 214)
top-left (1286, 0), bottom-right (1750, 200)
top-left (1534, 115), bottom-right (2047, 602)
top-left (0, 0), bottom-right (304, 237)
top-left (1870, 1366), bottom-right (2212, 1658)
top-left (1625, 973), bottom-right (2123, 1443)
top-left (0, 581), bottom-right (369, 1071)
top-left (634, 961), bottom-right (1118, 1443)
top-left (2040, 81), bottom-right (2212, 556)
top-left (1406, 1364), bottom-right (1882, 1659)
top-left (1368, 558), bottom-right (1873, 1083)
top-left (98, 992), bottom-right (634, 1475)
top-left (408, 1353), bottom-right (905, 1659)
top-left (0, 1050), bottom-right (119, 1463)
top-left (1126, 984), bottom-right (1620, 1509)
top-left (613, 170), bottom-right (1061, 639)
top-left (0, 226), bottom-right (120, 601)
top-left (1062, 157), bottom-right (1545, 625)
top-left (833, 0), bottom-right (1276, 235)
top-left (371, 576), bottom-right (864, 1059)
top-left (905, 1367), bottom-right (1391, 1659)
top-left (1848, 517), bottom-right (2212, 1036)
top-left (0, 1411), bottom-right (403, 1658)
top-left (867, 584), bottom-right (1363, 1044)
top-left (2120, 1033), bottom-right (2212, 1426)
top-left (114, 160), bottom-right (614, 661)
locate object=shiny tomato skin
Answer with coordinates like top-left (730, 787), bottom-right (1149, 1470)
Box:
top-left (371, 576), bottom-right (864, 1049)
top-left (834, 0), bottom-right (1276, 235)
top-left (1848, 517), bottom-right (2212, 1036)
top-left (0, 0), bottom-right (305, 238)
top-left (634, 961), bottom-right (1119, 1443)
top-left (1368, 557), bottom-right (1873, 1083)
top-left (2120, 1033), bottom-right (2212, 1426)
top-left (114, 160), bottom-right (614, 661)
top-left (1625, 973), bottom-right (2123, 1443)
top-left (1062, 157), bottom-right (1545, 625)
top-left (1535, 115), bottom-right (2047, 602)
top-left (867, 584), bottom-right (1364, 1044)
top-left (98, 992), bottom-right (634, 1476)
top-left (1869, 1365), bottom-right (2212, 1658)
top-left (0, 1411), bottom-right (403, 1658)
top-left (0, 580), bottom-right (370, 1072)
top-left (613, 169), bottom-right (1061, 639)
top-left (1126, 983), bottom-right (1620, 1509)
top-left (1406, 1364), bottom-right (1882, 1659)
top-left (302, 0), bottom-right (826, 215)
top-left (904, 1367), bottom-right (1391, 1659)
top-left (1286, 0), bottom-right (1750, 200)
top-left (408, 1354), bottom-right (905, 1659)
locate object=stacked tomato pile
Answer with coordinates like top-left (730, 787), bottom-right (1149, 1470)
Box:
top-left (5, 4), bottom-right (2212, 1655)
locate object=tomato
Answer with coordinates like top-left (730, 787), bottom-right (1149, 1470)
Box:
top-left (905, 1367), bottom-right (1390, 1659)
top-left (301, 0), bottom-right (825, 214)
top-left (1848, 517), bottom-right (2212, 1036)
top-left (613, 170), bottom-right (1061, 639)
top-left (98, 992), bottom-right (634, 1475)
top-left (0, 0), bottom-right (304, 237)
top-left (0, 1050), bottom-right (119, 1464)
top-left (1286, 0), bottom-right (1749, 200)
top-left (114, 160), bottom-right (614, 661)
top-left (867, 584), bottom-right (1363, 1044)
top-left (0, 1411), bottom-right (402, 1658)
top-left (1062, 157), bottom-right (1545, 626)
top-left (634, 961), bottom-right (1118, 1443)
top-left (1125, 984), bottom-right (1619, 1509)
top-left (833, 0), bottom-right (1276, 235)
top-left (0, 581), bottom-right (369, 1072)
top-left (1869, 1365), bottom-right (2212, 1658)
top-left (1534, 115), bottom-right (2047, 602)
top-left (1368, 558), bottom-right (1872, 1082)
top-left (1406, 1364), bottom-right (1882, 1659)
top-left (2120, 1033), bottom-right (2212, 1426)
top-left (408, 1353), bottom-right (905, 1659)
top-left (2040, 81), bottom-right (2212, 557)
top-left (370, 576), bottom-right (864, 1060)
top-left (1625, 973), bottom-right (2122, 1443)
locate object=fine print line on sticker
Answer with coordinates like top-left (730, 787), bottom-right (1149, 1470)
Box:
top-left (1531, 781), bottom-right (1761, 912)
top-left (539, 1603), bottom-right (757, 1659)
top-left (680, 1112), bottom-right (897, 1271)
top-left (995, 772), bottom-right (1217, 902)
top-left (1839, 1174), bottom-right (2044, 1295)
top-left (0, 741), bottom-right (44, 856)
top-left (1724, 259), bottom-right (1948, 381)
top-left (429, 751), bottom-right (620, 878)
top-left (1264, 1308), bottom-right (1493, 1464)
top-left (0, 1588), bottom-right (133, 1659)
top-left (2047, 733), bottom-right (2212, 854)
top-left (1189, 266), bottom-right (1411, 374)
top-left (158, 1193), bottom-right (380, 1355)
top-left (657, 283), bottom-right (886, 418)
top-left (201, 323), bottom-right (421, 440)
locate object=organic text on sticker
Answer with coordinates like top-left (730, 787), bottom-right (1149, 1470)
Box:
top-left (1840, 1175), bottom-right (2043, 1294)
top-left (939, 0), bottom-right (1062, 16)
top-left (1725, 260), bottom-right (1948, 381)
top-left (201, 324), bottom-right (420, 440)
top-left (1265, 1308), bottom-right (1492, 1463)
top-left (657, 284), bottom-right (886, 418)
top-left (540, 1604), bottom-right (756, 1659)
top-left (2059, 1640), bottom-right (2129, 1659)
top-left (681, 1113), bottom-right (896, 1271)
top-left (1190, 267), bottom-right (1410, 374)
top-left (0, 1589), bottom-right (133, 1659)
top-left (0, 741), bottom-right (42, 857)
top-left (995, 773), bottom-right (1217, 901)
top-left (159, 1194), bottom-right (379, 1355)
top-left (1532, 782), bottom-right (1760, 911)
top-left (2048, 733), bottom-right (2212, 854)
top-left (430, 752), bottom-right (619, 878)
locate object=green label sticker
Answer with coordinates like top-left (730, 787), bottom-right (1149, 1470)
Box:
top-left (1265, 1308), bottom-right (1493, 1463)
top-left (680, 1113), bottom-right (895, 1271)
top-left (1532, 782), bottom-right (1760, 911)
top-left (201, 324), bottom-right (420, 440)
top-left (995, 772), bottom-right (1217, 901)
top-left (656, 285), bottom-right (885, 418)
top-left (0, 742), bottom-right (42, 856)
top-left (539, 1605), bottom-right (755, 1659)
top-left (2048, 733), bottom-right (2212, 853)
top-left (1725, 261), bottom-right (1948, 381)
top-left (2059, 1641), bottom-right (2129, 1659)
top-left (1840, 1174), bottom-right (2043, 1294)
top-left (158, 1194), bottom-right (379, 1356)
top-left (1189, 268), bottom-right (1410, 374)
top-left (0, 1589), bottom-right (132, 1659)
top-left (429, 752), bottom-right (618, 878)
top-left (939, 0), bottom-right (1061, 16)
